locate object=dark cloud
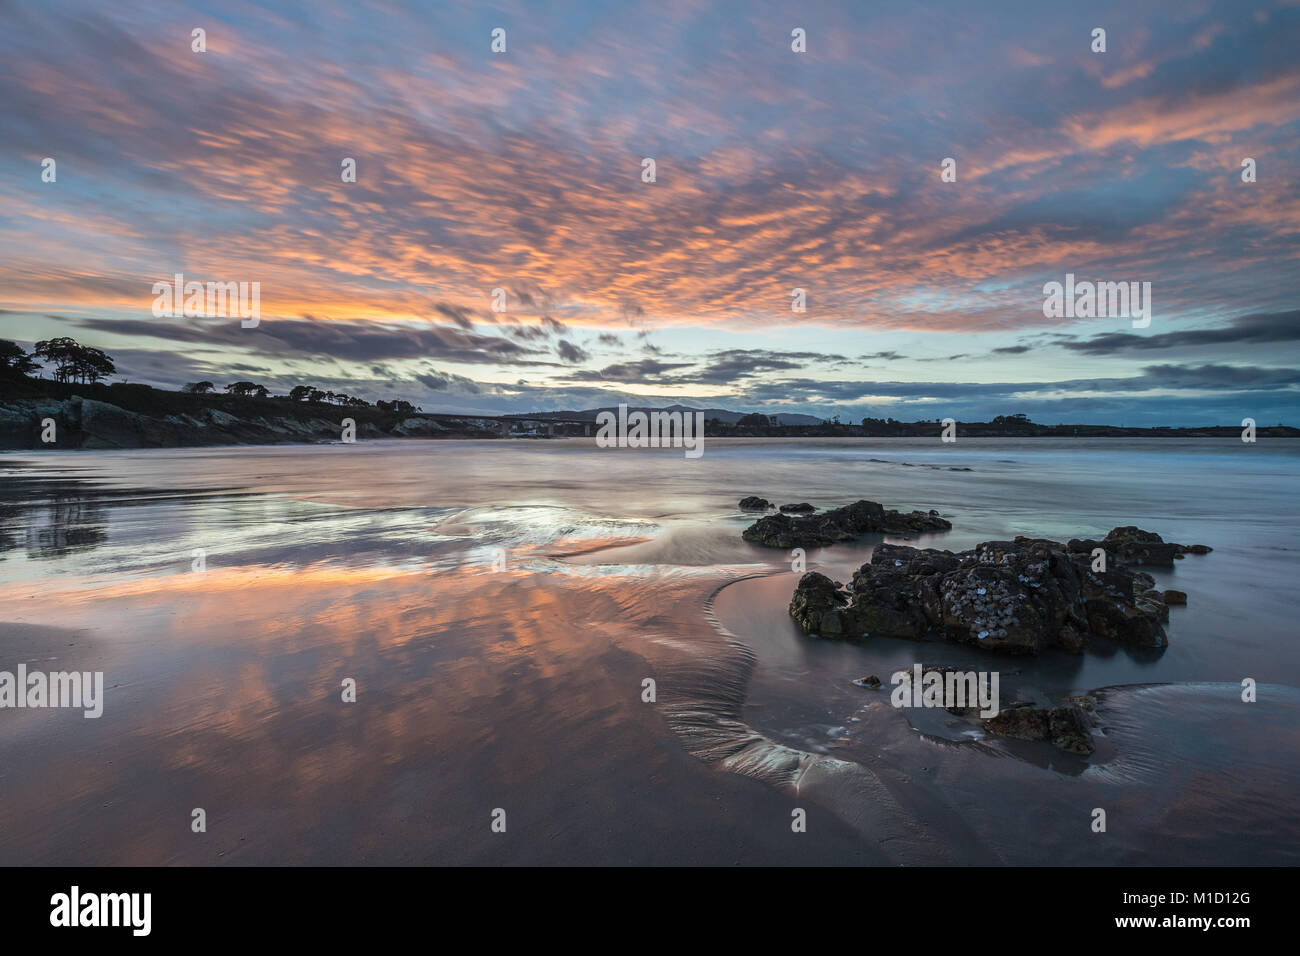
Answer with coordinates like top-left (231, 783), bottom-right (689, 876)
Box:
top-left (556, 340), bottom-right (590, 364)
top-left (736, 363), bottom-right (1300, 406)
top-left (73, 316), bottom-right (553, 366)
top-left (503, 325), bottom-right (551, 342)
top-left (687, 349), bottom-right (850, 384)
top-left (503, 317), bottom-right (569, 342)
top-left (566, 359), bottom-right (694, 382)
top-left (434, 303), bottom-right (478, 330)
top-left (416, 370), bottom-right (482, 394)
top-left (1063, 311), bottom-right (1300, 355)
top-left (1138, 363), bottom-right (1300, 390)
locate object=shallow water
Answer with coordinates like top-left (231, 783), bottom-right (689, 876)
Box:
top-left (1, 437), bottom-right (1297, 864)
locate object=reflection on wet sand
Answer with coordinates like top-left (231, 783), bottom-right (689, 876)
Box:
top-left (0, 553), bottom-right (892, 864)
top-left (1, 493), bottom-right (107, 558)
top-left (3, 439), bottom-right (1299, 865)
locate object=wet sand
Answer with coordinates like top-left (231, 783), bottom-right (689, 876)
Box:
top-left (3, 437), bottom-right (1299, 864)
top-left (0, 554), bottom-right (892, 864)
top-left (713, 570), bottom-right (1300, 865)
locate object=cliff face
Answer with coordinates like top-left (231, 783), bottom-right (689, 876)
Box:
top-left (0, 395), bottom-right (456, 449)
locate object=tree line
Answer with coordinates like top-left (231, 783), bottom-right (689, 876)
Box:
top-left (1, 337), bottom-right (420, 414)
top-left (182, 380), bottom-right (417, 413)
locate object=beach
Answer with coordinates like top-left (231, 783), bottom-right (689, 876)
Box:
top-left (1, 437), bottom-right (1297, 864)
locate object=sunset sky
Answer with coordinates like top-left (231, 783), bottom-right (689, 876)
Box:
top-left (2, 0), bottom-right (1298, 424)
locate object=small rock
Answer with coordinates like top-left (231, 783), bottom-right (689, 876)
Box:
top-left (746, 499), bottom-right (952, 549)
top-left (984, 705), bottom-right (1050, 741)
top-left (1048, 706), bottom-right (1095, 755)
top-left (984, 702), bottom-right (1095, 755)
top-left (1162, 589), bottom-right (1187, 605)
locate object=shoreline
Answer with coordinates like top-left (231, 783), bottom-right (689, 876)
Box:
top-left (3, 381), bottom-right (1296, 450)
top-left (5, 427), bottom-right (1300, 454)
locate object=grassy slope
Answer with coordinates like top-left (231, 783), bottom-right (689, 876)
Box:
top-left (1, 377), bottom-right (406, 428)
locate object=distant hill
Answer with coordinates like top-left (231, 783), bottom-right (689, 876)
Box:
top-left (3, 377), bottom-right (1295, 449)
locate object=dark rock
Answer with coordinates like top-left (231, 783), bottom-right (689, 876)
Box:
top-left (389, 417), bottom-right (450, 437)
top-left (789, 527), bottom-right (1196, 654)
top-left (743, 499), bottom-right (951, 549)
top-left (1084, 596), bottom-right (1167, 647)
top-left (1100, 526), bottom-right (1181, 566)
top-left (1047, 706), bottom-right (1095, 755)
top-left (1162, 589), bottom-right (1187, 605)
top-left (779, 502), bottom-right (817, 513)
top-left (787, 572), bottom-right (850, 636)
top-left (984, 705), bottom-right (1050, 741)
top-left (853, 674), bottom-right (882, 688)
top-left (983, 702), bottom-right (1095, 755)
top-left (738, 496), bottom-right (772, 510)
top-left (1139, 590), bottom-right (1170, 618)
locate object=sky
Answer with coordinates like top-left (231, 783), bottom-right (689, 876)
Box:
top-left (1, 0), bottom-right (1298, 425)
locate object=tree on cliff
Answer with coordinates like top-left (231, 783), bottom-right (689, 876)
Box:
top-left (74, 347), bottom-right (117, 384)
top-left (32, 337), bottom-right (79, 381)
top-left (0, 340), bottom-right (39, 378)
top-left (32, 337), bottom-right (116, 384)
top-left (183, 381), bottom-right (215, 394)
top-left (225, 381), bottom-right (269, 398)
top-left (315, 390), bottom-right (369, 406)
